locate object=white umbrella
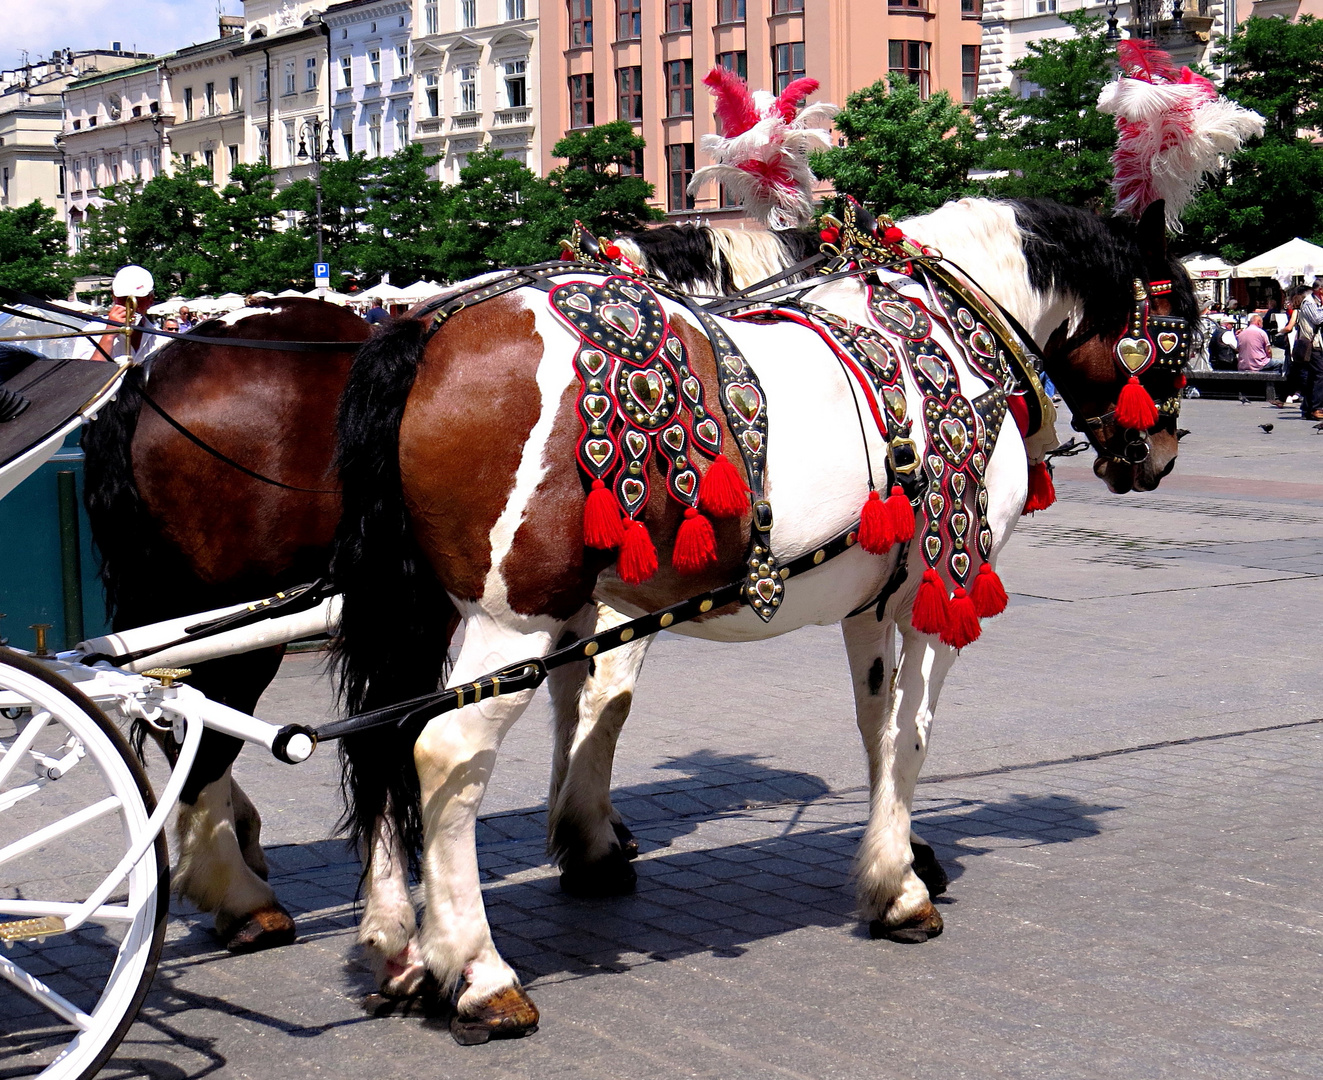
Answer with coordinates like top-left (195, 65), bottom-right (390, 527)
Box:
top-left (147, 297), bottom-right (186, 315)
top-left (363, 281), bottom-right (405, 302)
top-left (1233, 237), bottom-right (1323, 279)
top-left (394, 280), bottom-right (441, 304)
top-left (1182, 254), bottom-right (1233, 281)
top-left (304, 288), bottom-right (353, 306)
top-left (275, 288), bottom-right (306, 298)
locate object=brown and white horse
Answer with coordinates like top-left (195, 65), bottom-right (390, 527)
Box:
top-left (81, 298), bottom-right (369, 950)
top-left (329, 198), bottom-right (1196, 1037)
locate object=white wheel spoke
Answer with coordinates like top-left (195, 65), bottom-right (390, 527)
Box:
top-left (0, 778), bottom-right (41, 812)
top-left (0, 709), bottom-right (52, 788)
top-left (0, 898), bottom-right (135, 923)
top-left (0, 794), bottom-right (122, 870)
top-left (0, 950), bottom-right (93, 1029)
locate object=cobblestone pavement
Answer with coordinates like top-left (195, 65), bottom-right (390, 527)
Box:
top-left (6, 397), bottom-right (1323, 1078)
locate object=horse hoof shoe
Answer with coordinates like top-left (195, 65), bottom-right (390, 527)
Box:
top-left (910, 843), bottom-right (949, 897)
top-left (869, 903), bottom-right (944, 944)
top-left (560, 851), bottom-right (638, 898)
top-left (222, 902), bottom-right (297, 954)
top-left (611, 820), bottom-right (640, 861)
top-left (450, 986), bottom-right (539, 1045)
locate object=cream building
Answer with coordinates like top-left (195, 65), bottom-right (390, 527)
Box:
top-left (413, 0), bottom-right (540, 182)
top-left (162, 17), bottom-right (251, 186)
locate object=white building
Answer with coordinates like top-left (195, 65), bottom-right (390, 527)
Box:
top-left (412, 0), bottom-right (539, 183)
top-left (978, 0), bottom-right (1225, 97)
top-left (323, 0), bottom-right (415, 160)
top-left (162, 17), bottom-right (251, 186)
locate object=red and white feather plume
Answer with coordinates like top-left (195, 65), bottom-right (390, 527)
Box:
top-left (688, 67), bottom-right (838, 231)
top-left (1098, 40), bottom-right (1263, 229)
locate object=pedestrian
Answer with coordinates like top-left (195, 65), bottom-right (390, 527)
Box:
top-left (162, 317), bottom-right (180, 333)
top-left (364, 297), bottom-right (389, 325)
top-left (1298, 279), bottom-right (1323, 420)
top-left (1274, 284), bottom-right (1312, 407)
top-left (1208, 317), bottom-right (1239, 370)
top-left (1237, 314), bottom-right (1281, 373)
top-left (88, 265), bottom-right (162, 363)
top-left (177, 306), bottom-right (195, 332)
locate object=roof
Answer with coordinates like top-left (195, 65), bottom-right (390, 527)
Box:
top-left (231, 23), bottom-right (326, 57)
top-left (66, 57), bottom-right (164, 91)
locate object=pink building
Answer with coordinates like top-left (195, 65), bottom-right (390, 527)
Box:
top-left (539, 0), bottom-right (983, 221)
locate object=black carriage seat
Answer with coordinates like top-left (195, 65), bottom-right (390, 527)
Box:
top-left (0, 345), bottom-right (122, 467)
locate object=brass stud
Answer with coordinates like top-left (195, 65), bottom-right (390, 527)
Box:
top-left (584, 641), bottom-right (599, 656)
top-left (699, 599), bottom-right (713, 612)
top-left (659, 612), bottom-right (674, 628)
top-left (620, 628), bottom-right (634, 642)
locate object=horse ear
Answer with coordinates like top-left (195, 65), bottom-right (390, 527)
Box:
top-left (1136, 199), bottom-right (1168, 263)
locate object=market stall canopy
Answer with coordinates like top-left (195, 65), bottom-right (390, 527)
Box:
top-left (1182, 254), bottom-right (1233, 280)
top-left (275, 288), bottom-right (306, 298)
top-left (393, 280), bottom-right (443, 304)
top-left (361, 282), bottom-right (405, 302)
top-left (303, 289), bottom-right (353, 305)
top-left (1233, 237), bottom-right (1323, 279)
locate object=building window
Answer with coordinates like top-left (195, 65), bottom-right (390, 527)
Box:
top-left (962, 0), bottom-right (983, 15)
top-left (666, 59), bottom-right (693, 116)
top-left (666, 0), bottom-right (691, 30)
top-left (183, 86), bottom-right (194, 121)
top-left (151, 144), bottom-right (161, 173)
top-left (425, 71), bottom-right (440, 115)
top-left (181, 151), bottom-right (193, 169)
top-left (507, 0), bottom-right (526, 16)
top-left (962, 44), bottom-right (980, 102)
top-left (58, 164), bottom-right (65, 197)
top-left (717, 50), bottom-right (747, 79)
top-left (284, 60), bottom-right (296, 95)
top-left (425, 0), bottom-right (439, 33)
top-left (666, 142), bottom-right (694, 211)
top-left (369, 49), bottom-right (381, 83)
top-left (229, 75), bottom-right (240, 109)
top-left (461, 0), bottom-right (477, 26)
top-left (890, 0), bottom-right (925, 8)
top-left (205, 81), bottom-right (216, 115)
top-left (396, 44), bottom-right (410, 77)
top-left (459, 64), bottom-right (477, 111)
top-left (258, 66), bottom-right (269, 100)
top-left (889, 40), bottom-right (930, 98)
top-left (569, 72), bottom-right (595, 127)
top-left (340, 54), bottom-right (353, 87)
top-left (228, 144), bottom-right (239, 171)
top-left (569, 0), bottom-right (593, 46)
top-left (1035, 0), bottom-right (1058, 9)
top-left (203, 147), bottom-right (216, 178)
top-left (285, 121), bottom-right (296, 163)
top-left (132, 147), bottom-right (143, 178)
top-left (306, 57), bottom-right (318, 91)
top-left (717, 0), bottom-right (745, 22)
top-left (773, 42), bottom-right (805, 94)
top-left (368, 112), bottom-right (382, 155)
top-left (257, 126), bottom-right (269, 161)
top-left (617, 65), bottom-right (642, 121)
top-left (88, 155), bottom-right (98, 188)
top-left (396, 106), bottom-right (410, 147)
top-left (341, 121), bottom-right (353, 155)
top-left (617, 0), bottom-right (640, 38)
top-left (619, 146), bottom-right (644, 175)
top-left (72, 159), bottom-right (82, 190)
top-left (772, 0), bottom-right (803, 9)
top-left (505, 59), bottom-right (527, 107)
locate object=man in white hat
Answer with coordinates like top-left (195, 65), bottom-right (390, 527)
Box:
top-left (87, 265), bottom-right (163, 362)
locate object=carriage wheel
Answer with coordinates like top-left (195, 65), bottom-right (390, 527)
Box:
top-left (0, 648), bottom-right (169, 1080)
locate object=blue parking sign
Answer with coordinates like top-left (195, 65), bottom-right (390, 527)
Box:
top-left (313, 262), bottom-right (330, 286)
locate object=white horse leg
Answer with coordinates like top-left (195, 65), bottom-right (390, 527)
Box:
top-left (229, 775), bottom-right (269, 880)
top-left (358, 809), bottom-right (426, 997)
top-left (413, 611), bottom-right (551, 1040)
top-left (173, 765), bottom-right (297, 951)
top-left (843, 611), bottom-right (957, 942)
top-left (546, 605), bottom-right (651, 896)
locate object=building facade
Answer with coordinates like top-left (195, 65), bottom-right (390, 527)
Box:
top-left (161, 18), bottom-right (251, 187)
top-left (537, 0), bottom-right (982, 220)
top-left (412, 0), bottom-right (540, 183)
top-left (323, 0), bottom-right (416, 163)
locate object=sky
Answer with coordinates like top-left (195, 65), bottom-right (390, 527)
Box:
top-left (0, 0), bottom-right (239, 70)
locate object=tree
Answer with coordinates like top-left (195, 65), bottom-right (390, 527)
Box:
top-left (203, 162), bottom-right (313, 293)
top-left (1176, 16), bottom-right (1323, 260)
top-left (547, 121), bottom-right (663, 237)
top-left (360, 143), bottom-right (447, 284)
top-left (810, 77), bottom-right (979, 219)
top-left (973, 10), bottom-right (1117, 209)
top-left (0, 201), bottom-right (75, 298)
top-left (281, 152), bottom-right (376, 285)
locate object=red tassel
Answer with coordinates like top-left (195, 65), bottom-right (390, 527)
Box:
top-left (583, 479), bottom-right (624, 549)
top-left (673, 507), bottom-right (717, 574)
top-left (970, 562), bottom-right (1008, 619)
top-left (617, 518), bottom-right (658, 584)
top-left (1007, 393), bottom-right (1030, 437)
top-left (910, 569), bottom-right (950, 636)
top-left (1115, 375), bottom-right (1159, 430)
top-left (885, 485), bottom-right (916, 542)
top-left (858, 490), bottom-right (895, 554)
top-left (940, 586), bottom-right (982, 650)
top-left (698, 454), bottom-right (748, 518)
top-left (1024, 461), bottom-right (1056, 514)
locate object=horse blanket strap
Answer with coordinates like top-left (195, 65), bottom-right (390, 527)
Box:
top-left (316, 519), bottom-right (873, 742)
top-left (137, 388), bottom-right (340, 495)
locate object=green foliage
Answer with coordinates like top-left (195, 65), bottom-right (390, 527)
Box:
top-left (360, 143), bottom-right (446, 284)
top-left (810, 77), bottom-right (979, 218)
top-left (972, 10), bottom-right (1117, 209)
top-left (1177, 16), bottom-right (1323, 259)
top-left (203, 162), bottom-right (314, 293)
top-left (548, 121), bottom-right (664, 237)
top-left (0, 201), bottom-right (75, 298)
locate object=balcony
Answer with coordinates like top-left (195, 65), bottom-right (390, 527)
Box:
top-left (494, 107), bottom-right (532, 127)
top-left (451, 113), bottom-right (480, 131)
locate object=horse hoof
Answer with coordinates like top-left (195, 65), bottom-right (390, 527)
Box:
top-left (612, 820), bottom-right (639, 861)
top-left (910, 842), bottom-right (949, 897)
top-left (450, 985), bottom-right (540, 1045)
top-left (560, 848), bottom-right (637, 898)
top-left (222, 902), bottom-right (297, 953)
top-left (380, 947), bottom-right (428, 998)
top-left (869, 902), bottom-right (944, 944)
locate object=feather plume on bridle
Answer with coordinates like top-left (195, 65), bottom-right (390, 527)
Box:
top-left (1097, 39), bottom-right (1263, 230)
top-left (688, 67), bottom-right (839, 231)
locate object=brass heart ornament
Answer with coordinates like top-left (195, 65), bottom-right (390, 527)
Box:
top-left (1116, 336), bottom-right (1153, 373)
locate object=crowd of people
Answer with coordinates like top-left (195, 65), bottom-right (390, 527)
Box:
top-left (1201, 279), bottom-right (1323, 419)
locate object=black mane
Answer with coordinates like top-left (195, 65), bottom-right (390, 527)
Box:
top-left (1008, 199), bottom-right (1200, 334)
top-left (621, 223), bottom-right (819, 294)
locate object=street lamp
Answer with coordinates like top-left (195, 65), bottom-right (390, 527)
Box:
top-left (296, 116), bottom-right (336, 266)
top-left (1105, 0), bottom-right (1122, 41)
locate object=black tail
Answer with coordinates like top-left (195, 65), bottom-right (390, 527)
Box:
top-left (330, 318), bottom-right (456, 870)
